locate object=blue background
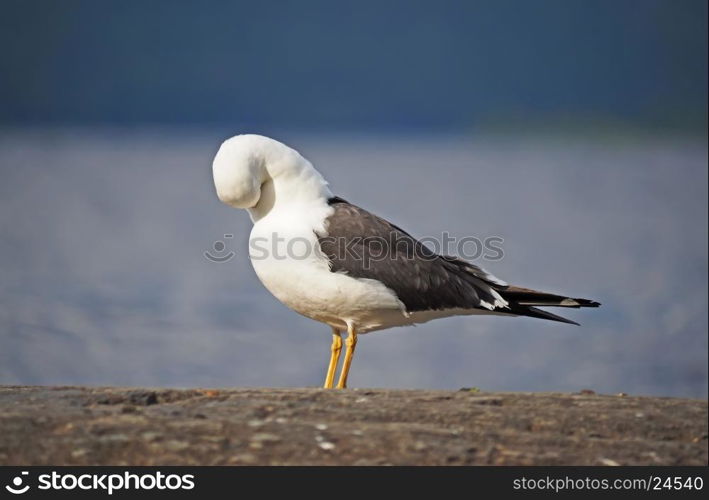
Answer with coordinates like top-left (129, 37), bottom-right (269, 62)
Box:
top-left (0, 0), bottom-right (706, 397)
top-left (2, 0), bottom-right (706, 132)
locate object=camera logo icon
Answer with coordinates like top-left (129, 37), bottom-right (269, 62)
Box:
top-left (5, 471), bottom-right (30, 494)
top-left (204, 234), bottom-right (235, 263)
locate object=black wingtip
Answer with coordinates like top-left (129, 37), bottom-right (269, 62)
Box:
top-left (513, 306), bottom-right (581, 325)
top-left (552, 315), bottom-right (580, 326)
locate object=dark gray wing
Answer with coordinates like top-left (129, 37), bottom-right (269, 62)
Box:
top-left (317, 197), bottom-right (507, 313)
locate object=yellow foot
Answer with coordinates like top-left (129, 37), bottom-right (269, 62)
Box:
top-left (323, 328), bottom-right (342, 389)
top-left (336, 324), bottom-right (357, 389)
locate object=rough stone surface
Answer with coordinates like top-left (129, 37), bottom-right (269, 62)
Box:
top-left (0, 385), bottom-right (706, 465)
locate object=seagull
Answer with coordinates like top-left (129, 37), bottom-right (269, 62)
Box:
top-left (212, 134), bottom-right (600, 389)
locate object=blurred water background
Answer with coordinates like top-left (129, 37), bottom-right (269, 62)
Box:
top-left (0, 1), bottom-right (706, 396)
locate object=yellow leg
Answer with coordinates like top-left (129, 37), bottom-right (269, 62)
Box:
top-left (336, 324), bottom-right (358, 389)
top-left (323, 328), bottom-right (342, 389)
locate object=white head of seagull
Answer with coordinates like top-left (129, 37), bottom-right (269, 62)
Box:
top-left (212, 134), bottom-right (600, 389)
top-left (212, 134), bottom-right (332, 222)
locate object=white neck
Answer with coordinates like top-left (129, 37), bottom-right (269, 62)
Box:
top-left (246, 142), bottom-right (333, 223)
top-left (213, 134), bottom-right (334, 223)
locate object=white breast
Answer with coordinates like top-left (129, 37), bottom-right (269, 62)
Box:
top-left (248, 200), bottom-right (407, 333)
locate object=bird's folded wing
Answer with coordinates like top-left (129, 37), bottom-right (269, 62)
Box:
top-left (317, 197), bottom-right (508, 313)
